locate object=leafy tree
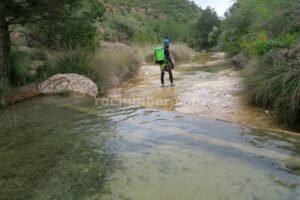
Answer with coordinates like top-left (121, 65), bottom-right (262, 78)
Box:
top-left (218, 1), bottom-right (253, 56)
top-left (193, 7), bottom-right (220, 50)
top-left (208, 26), bottom-right (221, 47)
top-left (0, 0), bottom-right (104, 82)
top-left (219, 0), bottom-right (300, 56)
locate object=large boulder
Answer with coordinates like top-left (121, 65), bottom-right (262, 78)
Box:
top-left (39, 74), bottom-right (98, 97)
top-left (231, 53), bottom-right (249, 70)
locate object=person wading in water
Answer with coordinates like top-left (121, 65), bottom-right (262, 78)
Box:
top-left (154, 39), bottom-right (175, 87)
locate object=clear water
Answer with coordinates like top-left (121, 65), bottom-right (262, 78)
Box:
top-left (1, 97), bottom-right (299, 200)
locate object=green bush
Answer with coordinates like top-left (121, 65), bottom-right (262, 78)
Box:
top-left (220, 0), bottom-right (300, 57)
top-left (10, 48), bottom-right (40, 86)
top-left (244, 51), bottom-right (300, 125)
top-left (240, 33), bottom-right (299, 56)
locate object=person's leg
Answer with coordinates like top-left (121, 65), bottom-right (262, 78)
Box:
top-left (168, 69), bottom-right (173, 84)
top-left (161, 71), bottom-right (165, 84)
top-left (160, 63), bottom-right (165, 85)
top-left (166, 63), bottom-right (173, 84)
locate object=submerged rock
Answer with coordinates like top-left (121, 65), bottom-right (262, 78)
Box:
top-left (39, 74), bottom-right (98, 97)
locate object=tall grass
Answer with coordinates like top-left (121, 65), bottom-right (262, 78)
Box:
top-left (41, 48), bottom-right (91, 79)
top-left (244, 51), bottom-right (300, 126)
top-left (90, 42), bottom-right (141, 94)
top-left (40, 43), bottom-right (141, 95)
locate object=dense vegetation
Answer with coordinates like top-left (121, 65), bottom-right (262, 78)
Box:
top-left (192, 7), bottom-right (221, 50)
top-left (102, 0), bottom-right (201, 44)
top-left (218, 0), bottom-right (300, 126)
top-left (0, 0), bottom-right (105, 93)
top-left (219, 0), bottom-right (300, 56)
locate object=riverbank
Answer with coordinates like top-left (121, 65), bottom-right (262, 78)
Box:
top-left (1, 43), bottom-right (194, 104)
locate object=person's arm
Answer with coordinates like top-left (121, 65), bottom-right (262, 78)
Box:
top-left (165, 48), bottom-right (175, 69)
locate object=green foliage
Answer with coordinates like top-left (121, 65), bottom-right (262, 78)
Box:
top-left (220, 0), bottom-right (300, 56)
top-left (1, 0), bottom-right (78, 27)
top-left (244, 51), bottom-right (300, 126)
top-left (218, 1), bottom-right (254, 56)
top-left (240, 32), bottom-right (299, 56)
top-left (30, 19), bottom-right (100, 50)
top-left (193, 7), bottom-right (221, 50)
top-left (208, 26), bottom-right (221, 48)
top-left (26, 1), bottom-right (104, 50)
top-left (102, 0), bottom-right (201, 44)
top-left (1, 0), bottom-right (105, 83)
top-left (1, 0), bottom-right (104, 27)
top-left (10, 48), bottom-right (41, 86)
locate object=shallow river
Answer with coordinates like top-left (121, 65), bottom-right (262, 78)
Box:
top-left (0, 53), bottom-right (300, 200)
top-left (108, 53), bottom-right (279, 129)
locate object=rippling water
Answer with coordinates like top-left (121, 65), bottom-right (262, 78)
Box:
top-left (0, 97), bottom-right (299, 200)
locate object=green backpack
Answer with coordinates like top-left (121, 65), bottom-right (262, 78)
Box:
top-left (154, 47), bottom-right (165, 64)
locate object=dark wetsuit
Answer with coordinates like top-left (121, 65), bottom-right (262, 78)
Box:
top-left (160, 46), bottom-right (174, 85)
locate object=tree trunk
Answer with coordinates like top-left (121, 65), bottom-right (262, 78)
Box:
top-left (5, 83), bottom-right (40, 104)
top-left (0, 17), bottom-right (11, 82)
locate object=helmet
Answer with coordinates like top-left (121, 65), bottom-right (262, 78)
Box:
top-left (163, 39), bottom-right (170, 46)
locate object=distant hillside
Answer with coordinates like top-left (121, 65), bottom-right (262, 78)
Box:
top-left (101, 0), bottom-right (202, 44)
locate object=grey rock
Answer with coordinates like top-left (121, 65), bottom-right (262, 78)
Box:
top-left (231, 53), bottom-right (249, 70)
top-left (39, 74), bottom-right (98, 97)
